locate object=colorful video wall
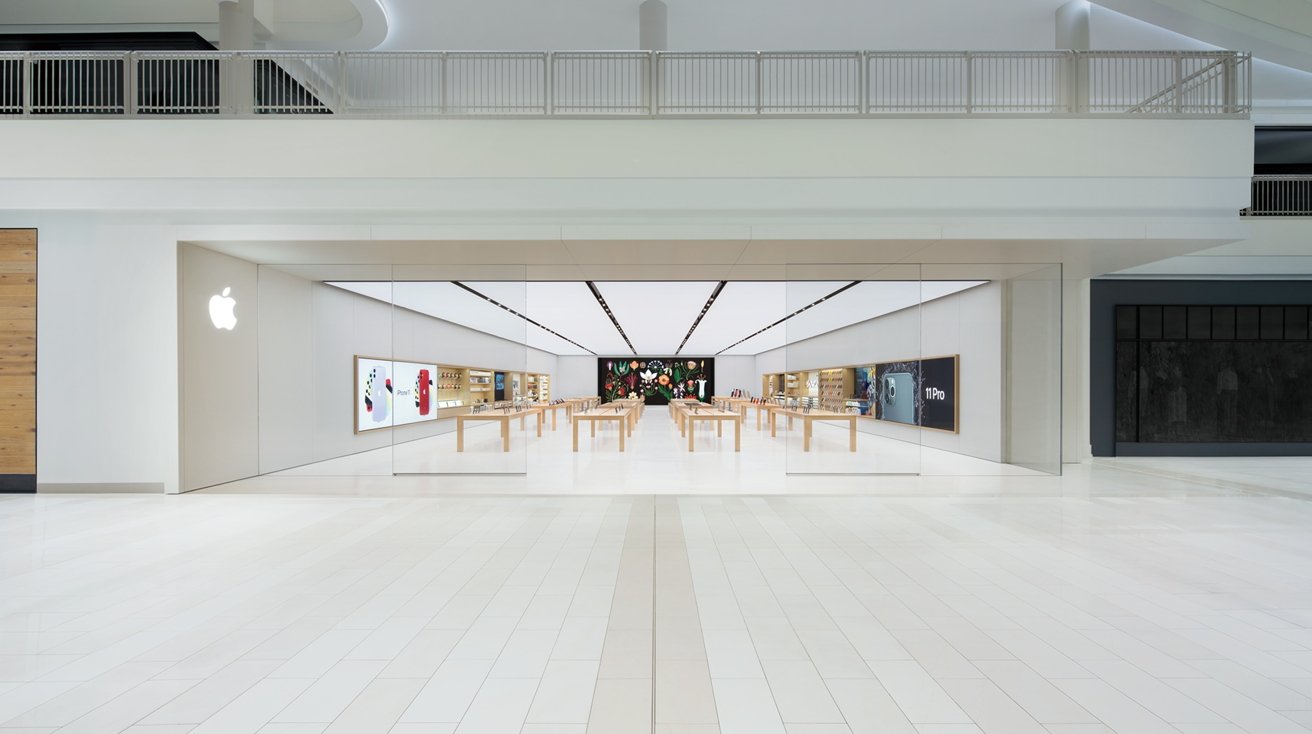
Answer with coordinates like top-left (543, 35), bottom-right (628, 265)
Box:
top-left (856, 356), bottom-right (958, 432)
top-left (598, 358), bottom-right (714, 406)
top-left (355, 356), bottom-right (438, 433)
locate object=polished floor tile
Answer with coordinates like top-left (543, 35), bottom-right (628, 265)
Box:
top-left (5, 446), bottom-right (1312, 732)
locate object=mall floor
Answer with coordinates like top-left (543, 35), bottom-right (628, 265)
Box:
top-left (4, 450), bottom-right (1312, 731)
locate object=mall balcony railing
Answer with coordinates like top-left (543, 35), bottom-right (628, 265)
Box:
top-left (0, 49), bottom-right (1251, 118)
top-left (1243, 175), bottom-right (1312, 216)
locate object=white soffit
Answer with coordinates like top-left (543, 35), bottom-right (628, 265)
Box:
top-left (593, 281), bottom-right (719, 355)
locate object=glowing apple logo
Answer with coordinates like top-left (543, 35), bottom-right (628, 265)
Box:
top-left (208, 287), bottom-right (237, 330)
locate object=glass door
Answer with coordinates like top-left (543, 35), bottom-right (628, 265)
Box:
top-left (390, 266), bottom-right (529, 476)
top-left (784, 264), bottom-right (923, 477)
top-left (255, 263), bottom-right (397, 480)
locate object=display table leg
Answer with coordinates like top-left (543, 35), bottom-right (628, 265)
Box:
top-left (456, 418), bottom-right (465, 452)
top-left (537, 411), bottom-right (543, 437)
top-left (552, 410), bottom-right (557, 431)
top-left (572, 418), bottom-right (579, 452)
top-left (803, 419), bottom-right (811, 452)
top-left (771, 412), bottom-right (777, 438)
top-left (502, 420), bottom-right (510, 452)
top-left (591, 420), bottom-right (596, 438)
top-left (734, 418), bottom-right (741, 452)
top-left (717, 420), bottom-right (722, 437)
top-left (688, 419), bottom-right (695, 452)
top-left (756, 408), bottom-right (761, 431)
top-left (849, 418), bottom-right (856, 452)
top-left (618, 419), bottom-right (625, 452)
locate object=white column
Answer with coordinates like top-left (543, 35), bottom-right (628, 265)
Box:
top-left (1056, 0), bottom-right (1090, 113)
top-left (639, 0), bottom-right (668, 51)
top-left (1062, 277), bottom-right (1092, 463)
top-left (219, 0), bottom-right (256, 114)
top-left (1055, 0), bottom-right (1090, 50)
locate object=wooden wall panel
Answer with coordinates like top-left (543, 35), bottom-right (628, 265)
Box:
top-left (0, 230), bottom-right (35, 491)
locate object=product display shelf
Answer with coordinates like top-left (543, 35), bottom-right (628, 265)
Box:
top-left (784, 372), bottom-right (804, 397)
top-left (468, 369), bottom-right (494, 403)
top-left (818, 368), bottom-right (855, 412)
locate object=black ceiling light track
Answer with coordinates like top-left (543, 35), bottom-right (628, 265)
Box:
top-left (586, 281), bottom-right (637, 355)
top-left (451, 281), bottom-right (597, 355)
top-left (716, 280), bottom-right (861, 354)
top-left (675, 281), bottom-right (727, 355)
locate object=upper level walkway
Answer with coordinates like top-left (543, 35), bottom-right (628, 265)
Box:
top-left (0, 49), bottom-right (1250, 118)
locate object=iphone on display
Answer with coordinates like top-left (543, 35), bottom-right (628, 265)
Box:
top-left (417, 369), bottom-right (431, 415)
top-left (880, 372), bottom-right (915, 424)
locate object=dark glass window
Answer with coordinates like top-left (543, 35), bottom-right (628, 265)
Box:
top-left (1261, 306), bottom-right (1285, 340)
top-left (1115, 306), bottom-right (1138, 339)
top-left (1286, 306), bottom-right (1309, 340)
top-left (1139, 306), bottom-right (1162, 340)
top-left (1236, 307), bottom-right (1260, 340)
top-left (1187, 306), bottom-right (1211, 340)
top-left (1163, 306), bottom-right (1187, 339)
top-left (1213, 307), bottom-right (1236, 340)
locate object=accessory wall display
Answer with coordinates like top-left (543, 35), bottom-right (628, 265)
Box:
top-left (873, 355), bottom-right (959, 432)
top-left (598, 357), bottom-right (715, 405)
top-left (355, 356), bottom-right (439, 433)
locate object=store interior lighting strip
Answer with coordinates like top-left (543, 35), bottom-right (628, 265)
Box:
top-left (451, 281), bottom-right (597, 355)
top-left (675, 281), bottom-right (727, 355)
top-left (586, 281), bottom-right (638, 356)
top-left (716, 281), bottom-right (860, 354)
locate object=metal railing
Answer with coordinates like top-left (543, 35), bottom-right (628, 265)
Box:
top-left (1243, 176), bottom-right (1312, 216)
top-left (0, 49), bottom-right (1251, 118)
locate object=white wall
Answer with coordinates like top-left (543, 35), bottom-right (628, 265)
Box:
top-left (555, 356), bottom-right (598, 400)
top-left (255, 272), bottom-right (557, 476)
top-left (714, 356), bottom-right (757, 396)
top-left (755, 283), bottom-right (1005, 462)
top-left (8, 215), bottom-right (181, 494)
top-left (180, 245), bottom-right (260, 491)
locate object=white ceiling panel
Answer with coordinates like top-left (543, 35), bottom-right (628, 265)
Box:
top-left (328, 279), bottom-right (988, 358)
top-left (593, 281), bottom-right (719, 356)
top-left (678, 281), bottom-right (786, 355)
top-left (526, 282), bottom-right (630, 355)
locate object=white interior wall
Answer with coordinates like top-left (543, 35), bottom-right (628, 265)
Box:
top-left (554, 357), bottom-right (598, 400)
top-left (1005, 269), bottom-right (1064, 473)
top-left (755, 283), bottom-right (1005, 463)
top-left (256, 272), bottom-right (556, 476)
top-left (11, 215), bottom-right (182, 494)
top-left (179, 244), bottom-right (261, 492)
top-left (711, 356), bottom-right (756, 396)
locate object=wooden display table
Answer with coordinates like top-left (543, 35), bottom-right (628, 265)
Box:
top-left (598, 401), bottom-right (641, 432)
top-left (771, 408), bottom-right (858, 452)
top-left (573, 406), bottom-right (633, 452)
top-left (684, 408), bottom-right (742, 452)
top-left (537, 402), bottom-right (568, 430)
top-left (714, 397), bottom-right (750, 420)
top-left (563, 397), bottom-right (600, 422)
top-left (667, 399), bottom-right (707, 428)
top-left (455, 407), bottom-right (543, 452)
top-left (671, 399), bottom-right (734, 438)
top-left (753, 401), bottom-right (787, 431)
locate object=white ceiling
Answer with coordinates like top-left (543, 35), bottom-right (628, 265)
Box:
top-left (328, 279), bottom-right (986, 357)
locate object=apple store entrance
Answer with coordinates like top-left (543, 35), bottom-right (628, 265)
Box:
top-left (178, 254), bottom-right (1063, 495)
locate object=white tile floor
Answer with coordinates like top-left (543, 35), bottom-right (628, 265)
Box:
top-left (6, 425), bottom-right (1312, 731)
top-left (248, 409), bottom-right (1042, 497)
